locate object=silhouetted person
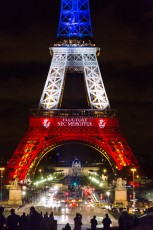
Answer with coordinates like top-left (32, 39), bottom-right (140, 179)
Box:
top-left (90, 215), bottom-right (97, 230)
top-left (40, 212), bottom-right (51, 230)
top-left (29, 206), bottom-right (42, 230)
top-left (6, 208), bottom-right (20, 230)
top-left (74, 213), bottom-right (82, 230)
top-left (19, 212), bottom-right (29, 230)
top-left (49, 211), bottom-right (54, 222)
top-left (64, 223), bottom-right (71, 230)
top-left (49, 211), bottom-right (55, 230)
top-left (118, 211), bottom-right (131, 230)
top-left (102, 214), bottom-right (112, 230)
top-left (0, 207), bottom-right (6, 230)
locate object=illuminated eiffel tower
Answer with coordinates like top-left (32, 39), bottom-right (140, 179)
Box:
top-left (7, 0), bottom-right (138, 182)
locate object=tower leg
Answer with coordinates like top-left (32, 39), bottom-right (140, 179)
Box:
top-left (82, 52), bottom-right (110, 109)
top-left (39, 52), bottom-right (67, 109)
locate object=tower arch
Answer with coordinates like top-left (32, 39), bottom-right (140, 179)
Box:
top-left (27, 140), bottom-right (116, 179)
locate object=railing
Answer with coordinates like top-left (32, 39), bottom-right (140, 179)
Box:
top-left (30, 109), bottom-right (117, 118)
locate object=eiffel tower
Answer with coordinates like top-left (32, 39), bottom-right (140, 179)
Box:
top-left (7, 0), bottom-right (138, 182)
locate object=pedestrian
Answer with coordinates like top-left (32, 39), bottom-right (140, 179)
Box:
top-left (49, 211), bottom-right (54, 222)
top-left (0, 207), bottom-right (6, 230)
top-left (6, 208), bottom-right (20, 230)
top-left (74, 213), bottom-right (82, 230)
top-left (49, 211), bottom-right (55, 230)
top-left (40, 213), bottom-right (51, 230)
top-left (102, 213), bottom-right (112, 230)
top-left (29, 206), bottom-right (42, 230)
top-left (118, 211), bottom-right (131, 230)
top-left (63, 223), bottom-right (71, 230)
top-left (19, 212), bottom-right (29, 230)
top-left (90, 215), bottom-right (97, 230)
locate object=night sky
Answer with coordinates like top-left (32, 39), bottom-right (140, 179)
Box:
top-left (0, 0), bottom-right (153, 176)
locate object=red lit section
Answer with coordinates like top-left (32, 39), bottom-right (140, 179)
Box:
top-left (7, 115), bottom-right (138, 182)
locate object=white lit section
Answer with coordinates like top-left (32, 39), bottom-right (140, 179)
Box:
top-left (39, 47), bottom-right (110, 110)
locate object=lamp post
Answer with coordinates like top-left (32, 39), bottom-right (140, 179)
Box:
top-left (0, 167), bottom-right (5, 202)
top-left (131, 168), bottom-right (136, 212)
top-left (106, 191), bottom-right (110, 209)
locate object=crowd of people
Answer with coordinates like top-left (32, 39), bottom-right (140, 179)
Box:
top-left (0, 205), bottom-right (142, 230)
top-left (0, 206), bottom-right (56, 230)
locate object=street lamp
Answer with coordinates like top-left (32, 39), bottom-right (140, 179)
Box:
top-left (131, 168), bottom-right (136, 212)
top-left (39, 169), bottom-right (43, 179)
top-left (0, 167), bottom-right (5, 203)
top-left (106, 191), bottom-right (110, 209)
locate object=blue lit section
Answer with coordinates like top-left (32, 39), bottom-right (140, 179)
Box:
top-left (57, 0), bottom-right (93, 39)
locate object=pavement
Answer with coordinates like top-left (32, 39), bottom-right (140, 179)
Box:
top-left (10, 203), bottom-right (119, 230)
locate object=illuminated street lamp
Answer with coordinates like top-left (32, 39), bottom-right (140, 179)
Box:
top-left (0, 167), bottom-right (5, 202)
top-left (39, 169), bottom-right (43, 179)
top-left (131, 168), bottom-right (136, 212)
top-left (106, 191), bottom-right (110, 209)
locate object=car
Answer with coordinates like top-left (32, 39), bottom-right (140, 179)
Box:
top-left (119, 207), bottom-right (127, 213)
top-left (111, 207), bottom-right (119, 213)
top-left (61, 207), bottom-right (69, 214)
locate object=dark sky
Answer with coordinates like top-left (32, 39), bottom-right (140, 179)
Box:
top-left (0, 0), bottom-right (153, 175)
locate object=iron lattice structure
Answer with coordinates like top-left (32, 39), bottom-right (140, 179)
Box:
top-left (7, 110), bottom-right (138, 182)
top-left (57, 0), bottom-right (93, 38)
top-left (7, 0), bottom-right (138, 182)
top-left (39, 47), bottom-right (110, 110)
